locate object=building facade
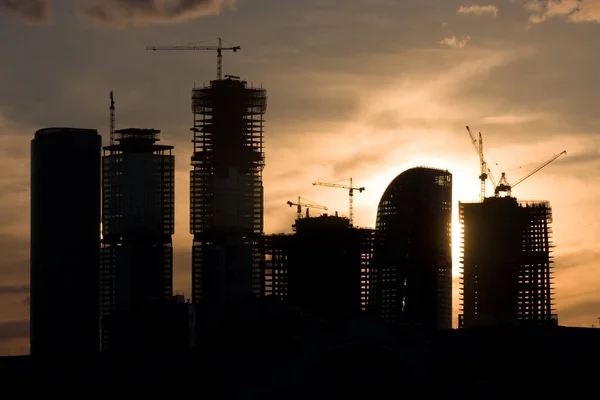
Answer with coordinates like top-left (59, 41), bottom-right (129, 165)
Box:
top-left (459, 197), bottom-right (557, 328)
top-left (100, 128), bottom-right (175, 350)
top-left (30, 127), bottom-right (102, 355)
top-left (190, 76), bottom-right (267, 306)
top-left (263, 215), bottom-right (374, 321)
top-left (370, 167), bottom-right (452, 329)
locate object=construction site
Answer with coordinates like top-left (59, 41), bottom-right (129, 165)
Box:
top-left (151, 39), bottom-right (269, 306)
top-left (458, 126), bottom-right (565, 328)
top-left (263, 212), bottom-right (374, 321)
top-left (143, 37), bottom-right (571, 331)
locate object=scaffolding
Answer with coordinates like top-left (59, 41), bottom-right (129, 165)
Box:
top-left (459, 197), bottom-right (556, 328)
top-left (190, 77), bottom-right (267, 303)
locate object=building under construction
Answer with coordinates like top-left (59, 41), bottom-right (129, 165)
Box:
top-left (263, 214), bottom-right (374, 320)
top-left (190, 76), bottom-right (267, 305)
top-left (100, 128), bottom-right (175, 349)
top-left (459, 196), bottom-right (557, 328)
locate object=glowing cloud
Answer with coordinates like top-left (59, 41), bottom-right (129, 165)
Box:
top-left (525, 0), bottom-right (600, 24)
top-left (439, 35), bottom-right (471, 48)
top-left (457, 4), bottom-right (499, 17)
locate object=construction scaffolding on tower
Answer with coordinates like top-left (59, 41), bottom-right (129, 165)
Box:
top-left (458, 197), bottom-right (557, 328)
top-left (190, 75), bottom-right (268, 304)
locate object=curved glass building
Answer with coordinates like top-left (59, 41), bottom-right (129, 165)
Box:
top-left (370, 167), bottom-right (452, 329)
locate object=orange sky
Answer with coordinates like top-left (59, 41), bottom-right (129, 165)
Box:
top-left (2, 0), bottom-right (600, 354)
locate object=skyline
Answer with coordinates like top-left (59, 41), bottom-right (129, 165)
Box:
top-left (2, 0), bottom-right (600, 354)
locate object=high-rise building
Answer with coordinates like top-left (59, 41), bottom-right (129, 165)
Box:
top-left (190, 76), bottom-right (267, 306)
top-left (262, 215), bottom-right (374, 319)
top-left (100, 128), bottom-right (175, 350)
top-left (370, 167), bottom-right (452, 329)
top-left (30, 127), bottom-right (102, 355)
top-left (287, 215), bottom-right (374, 319)
top-left (458, 197), bottom-right (557, 328)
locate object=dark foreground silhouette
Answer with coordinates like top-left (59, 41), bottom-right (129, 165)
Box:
top-left (1, 325), bottom-right (599, 397)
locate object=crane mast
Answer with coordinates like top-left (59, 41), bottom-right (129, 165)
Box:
top-left (109, 91), bottom-right (115, 145)
top-left (146, 37), bottom-right (241, 80)
top-left (466, 126), bottom-right (493, 202)
top-left (312, 178), bottom-right (365, 226)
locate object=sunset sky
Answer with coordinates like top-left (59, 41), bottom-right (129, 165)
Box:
top-left (2, 0), bottom-right (600, 354)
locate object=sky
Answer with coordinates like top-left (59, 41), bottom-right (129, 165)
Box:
top-left (1, 0), bottom-right (600, 354)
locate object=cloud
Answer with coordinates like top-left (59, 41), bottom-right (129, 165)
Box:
top-left (77, 0), bottom-right (238, 27)
top-left (525, 0), bottom-right (600, 24)
top-left (439, 35), bottom-right (471, 49)
top-left (560, 300), bottom-right (600, 324)
top-left (483, 113), bottom-right (544, 125)
top-left (0, 319), bottom-right (28, 341)
top-left (0, 285), bottom-right (29, 295)
top-left (0, 0), bottom-right (52, 24)
top-left (458, 4), bottom-right (499, 17)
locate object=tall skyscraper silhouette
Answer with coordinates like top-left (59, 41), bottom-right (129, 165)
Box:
top-left (370, 167), bottom-right (452, 329)
top-left (459, 197), bottom-right (557, 328)
top-left (100, 128), bottom-right (175, 350)
top-left (190, 76), bottom-right (267, 306)
top-left (30, 127), bottom-right (102, 355)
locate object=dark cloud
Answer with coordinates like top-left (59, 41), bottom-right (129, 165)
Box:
top-left (0, 0), bottom-right (52, 24)
top-left (0, 319), bottom-right (28, 341)
top-left (78, 0), bottom-right (237, 27)
top-left (0, 285), bottom-right (29, 295)
top-left (0, 234), bottom-right (29, 282)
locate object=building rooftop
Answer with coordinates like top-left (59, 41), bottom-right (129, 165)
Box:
top-left (34, 127), bottom-right (99, 139)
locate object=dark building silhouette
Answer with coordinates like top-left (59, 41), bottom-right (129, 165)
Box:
top-left (459, 197), bottom-right (557, 328)
top-left (100, 128), bottom-right (175, 351)
top-left (190, 76), bottom-right (267, 306)
top-left (264, 215), bottom-right (374, 322)
top-left (370, 167), bottom-right (452, 329)
top-left (263, 234), bottom-right (292, 299)
top-left (102, 295), bottom-right (195, 354)
top-left (30, 127), bottom-right (102, 355)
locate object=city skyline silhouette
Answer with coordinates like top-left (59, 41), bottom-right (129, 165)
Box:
top-left (2, 1), bottom-right (600, 358)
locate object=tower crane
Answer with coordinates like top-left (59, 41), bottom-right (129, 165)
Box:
top-left (109, 91), bottom-right (115, 145)
top-left (466, 125), bottom-right (496, 202)
top-left (286, 197), bottom-right (328, 220)
top-left (312, 178), bottom-right (365, 226)
top-left (146, 37), bottom-right (240, 81)
top-left (494, 150), bottom-right (567, 197)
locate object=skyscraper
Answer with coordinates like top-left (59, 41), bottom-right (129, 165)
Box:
top-left (459, 197), bottom-right (557, 328)
top-left (30, 127), bottom-right (102, 355)
top-left (190, 76), bottom-right (267, 306)
top-left (370, 167), bottom-right (452, 329)
top-left (100, 128), bottom-right (175, 350)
